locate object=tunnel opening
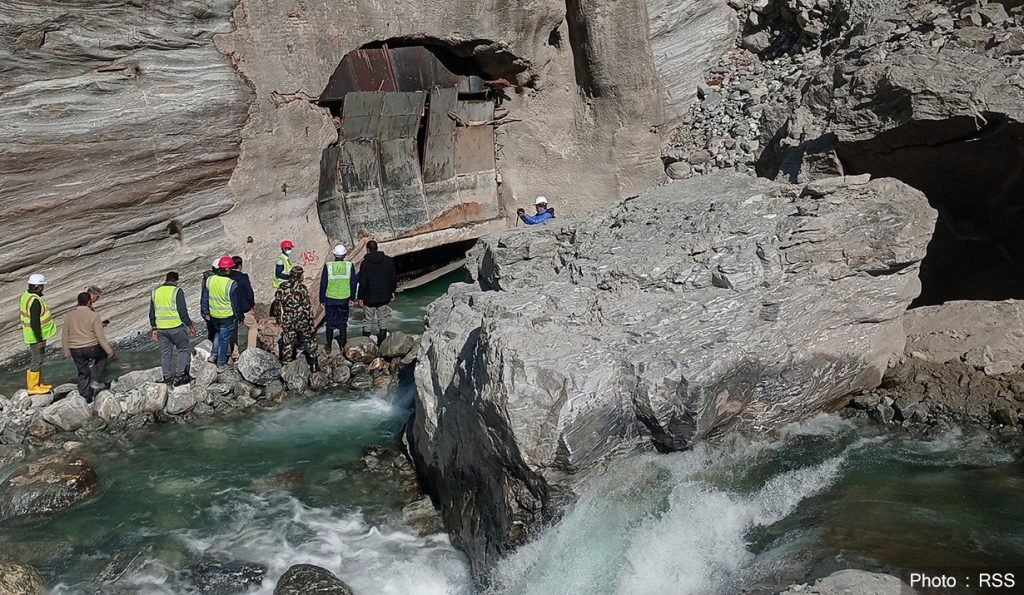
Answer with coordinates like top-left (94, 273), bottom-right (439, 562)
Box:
top-left (316, 40), bottom-right (520, 276)
top-left (394, 239), bottom-right (476, 291)
top-left (836, 114), bottom-right (1024, 307)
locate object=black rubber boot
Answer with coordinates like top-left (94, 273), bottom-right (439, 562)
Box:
top-left (336, 329), bottom-right (347, 352)
top-left (325, 328), bottom-right (334, 354)
top-left (376, 329), bottom-right (388, 346)
top-left (305, 349), bottom-right (320, 373)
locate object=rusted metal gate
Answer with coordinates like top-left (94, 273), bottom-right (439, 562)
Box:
top-left (317, 46), bottom-right (501, 245)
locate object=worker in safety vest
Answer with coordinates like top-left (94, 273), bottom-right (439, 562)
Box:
top-left (274, 240), bottom-right (295, 288)
top-left (20, 273), bottom-right (57, 394)
top-left (319, 244), bottom-right (358, 354)
top-left (201, 256), bottom-right (243, 368)
top-left (150, 271), bottom-right (197, 386)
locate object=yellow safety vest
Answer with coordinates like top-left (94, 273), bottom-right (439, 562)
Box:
top-left (206, 275), bottom-right (235, 319)
top-left (324, 260), bottom-right (354, 300)
top-left (152, 285), bottom-right (184, 329)
top-left (274, 253), bottom-right (293, 288)
top-left (20, 291), bottom-right (56, 345)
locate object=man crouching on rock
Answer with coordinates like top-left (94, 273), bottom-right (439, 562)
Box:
top-left (274, 266), bottom-right (319, 372)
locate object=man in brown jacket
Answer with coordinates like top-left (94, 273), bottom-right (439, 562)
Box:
top-left (62, 292), bottom-right (115, 401)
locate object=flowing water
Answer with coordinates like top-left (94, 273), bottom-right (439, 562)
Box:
top-left (2, 271), bottom-right (1023, 593)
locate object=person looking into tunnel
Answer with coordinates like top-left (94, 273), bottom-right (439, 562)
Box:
top-left (320, 244), bottom-right (357, 354)
top-left (358, 240), bottom-right (397, 346)
top-left (518, 196), bottom-right (555, 225)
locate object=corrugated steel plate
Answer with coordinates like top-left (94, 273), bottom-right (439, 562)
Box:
top-left (422, 87), bottom-right (457, 184)
top-left (340, 92), bottom-right (384, 140)
top-left (379, 139), bottom-right (429, 232)
top-left (379, 92), bottom-right (425, 141)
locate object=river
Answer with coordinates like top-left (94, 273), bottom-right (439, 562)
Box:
top-left (1, 273), bottom-right (1022, 593)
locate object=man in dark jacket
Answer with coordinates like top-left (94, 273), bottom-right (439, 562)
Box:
top-left (229, 256), bottom-right (257, 356)
top-left (357, 240), bottom-right (397, 345)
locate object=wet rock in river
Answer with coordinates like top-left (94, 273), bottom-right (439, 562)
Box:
top-left (379, 331), bottom-right (417, 358)
top-left (0, 453), bottom-right (99, 521)
top-left (0, 560), bottom-right (45, 595)
top-left (93, 391), bottom-right (123, 422)
top-left (344, 337), bottom-right (379, 364)
top-left (281, 359), bottom-right (311, 392)
top-left (273, 564), bottom-right (354, 595)
top-left (237, 347), bottom-right (283, 385)
top-left (185, 558), bottom-right (267, 595)
top-left (125, 383), bottom-right (168, 415)
top-left (165, 386), bottom-right (197, 415)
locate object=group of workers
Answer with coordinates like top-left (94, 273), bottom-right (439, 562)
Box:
top-left (17, 240), bottom-right (398, 401)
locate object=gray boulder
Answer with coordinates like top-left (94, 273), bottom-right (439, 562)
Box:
top-left (111, 367), bottom-right (162, 393)
top-left (165, 386), bottom-right (197, 415)
top-left (124, 383), bottom-right (168, 415)
top-left (93, 391), bottom-right (123, 422)
top-left (380, 331), bottom-right (417, 358)
top-left (281, 359), bottom-right (311, 393)
top-left (344, 337), bottom-right (379, 364)
top-left (412, 173), bottom-right (934, 576)
top-left (0, 561), bottom-right (45, 595)
top-left (0, 453), bottom-right (99, 520)
top-left (51, 383), bottom-right (77, 398)
top-left (777, 569), bottom-right (916, 595)
top-left (332, 364), bottom-right (352, 386)
top-left (191, 360), bottom-right (219, 388)
top-left (41, 395), bottom-right (91, 432)
top-left (273, 564), bottom-right (354, 595)
top-left (237, 348), bottom-right (282, 385)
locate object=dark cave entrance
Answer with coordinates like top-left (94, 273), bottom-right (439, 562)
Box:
top-left (836, 114), bottom-right (1024, 307)
top-left (316, 41), bottom-right (522, 283)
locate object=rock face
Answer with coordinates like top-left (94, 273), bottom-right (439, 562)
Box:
top-left (0, 561), bottom-right (45, 595)
top-left (0, 0), bottom-right (739, 362)
top-left (905, 300), bottom-right (1024, 374)
top-left (0, 453), bottom-right (99, 521)
top-left (273, 564), bottom-right (354, 595)
top-left (411, 173), bottom-right (934, 577)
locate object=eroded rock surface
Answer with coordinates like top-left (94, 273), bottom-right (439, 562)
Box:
top-left (0, 561), bottom-right (45, 595)
top-left (411, 172), bottom-right (934, 577)
top-left (273, 564), bottom-right (354, 595)
top-left (0, 453), bottom-right (99, 521)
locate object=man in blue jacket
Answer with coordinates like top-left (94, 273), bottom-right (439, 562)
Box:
top-left (517, 196), bottom-right (555, 225)
top-left (319, 244), bottom-right (358, 353)
top-left (229, 256), bottom-right (257, 356)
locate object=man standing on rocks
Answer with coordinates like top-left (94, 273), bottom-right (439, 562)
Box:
top-left (319, 244), bottom-right (357, 354)
top-left (150, 271), bottom-right (197, 386)
top-left (229, 256), bottom-right (257, 356)
top-left (201, 258), bottom-right (219, 343)
top-left (275, 265), bottom-right (319, 371)
top-left (275, 240), bottom-right (295, 288)
top-left (63, 292), bottom-right (115, 401)
top-left (20, 273), bottom-right (56, 395)
top-left (202, 256), bottom-right (244, 369)
top-left (357, 240), bottom-right (397, 345)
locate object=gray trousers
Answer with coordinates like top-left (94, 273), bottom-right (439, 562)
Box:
top-left (158, 327), bottom-right (191, 380)
top-left (362, 305), bottom-right (392, 334)
top-left (29, 341), bottom-right (46, 372)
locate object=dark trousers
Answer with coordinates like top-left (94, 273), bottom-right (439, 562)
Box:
top-left (70, 344), bottom-right (108, 400)
top-left (324, 303), bottom-right (350, 351)
top-left (158, 326), bottom-right (191, 381)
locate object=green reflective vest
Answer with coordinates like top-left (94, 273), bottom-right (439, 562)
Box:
top-left (274, 253), bottom-right (293, 288)
top-left (325, 260), bottom-right (354, 300)
top-left (19, 291), bottom-right (56, 345)
top-left (206, 275), bottom-right (235, 319)
top-left (152, 285), bottom-right (184, 329)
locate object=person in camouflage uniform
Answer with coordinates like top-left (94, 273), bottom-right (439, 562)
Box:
top-left (274, 266), bottom-right (318, 368)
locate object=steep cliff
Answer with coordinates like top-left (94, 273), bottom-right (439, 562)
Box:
top-left (410, 172), bottom-right (935, 579)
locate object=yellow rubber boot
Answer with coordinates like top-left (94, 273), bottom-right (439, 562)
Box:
top-left (27, 369), bottom-right (51, 395)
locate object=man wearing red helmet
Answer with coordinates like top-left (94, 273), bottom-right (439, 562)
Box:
top-left (275, 240), bottom-right (295, 288)
top-left (201, 256), bottom-right (244, 368)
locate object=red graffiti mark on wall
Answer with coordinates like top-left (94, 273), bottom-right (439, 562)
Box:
top-left (301, 250), bottom-right (319, 265)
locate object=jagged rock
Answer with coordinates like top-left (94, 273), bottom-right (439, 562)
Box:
top-left (191, 341), bottom-right (214, 372)
top-left (125, 383), bottom-right (168, 416)
top-left (281, 359), bottom-right (311, 392)
top-left (742, 31), bottom-right (772, 53)
top-left (191, 360), bottom-right (219, 388)
top-left (979, 2), bottom-right (1009, 25)
top-left (309, 371), bottom-right (331, 391)
top-left (28, 393), bottom-right (53, 409)
top-left (273, 564), bottom-right (354, 595)
top-left (665, 161), bottom-right (692, 179)
top-left (185, 558), bottom-right (267, 595)
top-left (778, 569), bottom-right (916, 595)
top-left (905, 301), bottom-right (1024, 372)
top-left (237, 348), bottom-right (282, 385)
top-left (41, 395), bottom-right (91, 432)
top-left (953, 26), bottom-right (994, 49)
top-left (51, 384), bottom-right (77, 398)
top-left (93, 391), bottom-right (122, 422)
top-left (380, 331), bottom-right (417, 358)
top-left (10, 390), bottom-right (29, 404)
top-left (332, 364), bottom-right (352, 386)
top-left (412, 172), bottom-right (934, 576)
top-left (871, 403), bottom-right (896, 424)
top-left (0, 453), bottom-right (99, 521)
top-left (111, 368), bottom-right (162, 393)
top-left (344, 337), bottom-right (380, 364)
top-left (993, 406), bottom-right (1019, 426)
top-left (263, 380), bottom-right (286, 400)
top-left (165, 386), bottom-right (197, 415)
top-left (27, 419), bottom-right (57, 440)
top-left (0, 561), bottom-right (45, 595)
top-left (403, 496), bottom-right (445, 537)
top-left (216, 367), bottom-right (243, 386)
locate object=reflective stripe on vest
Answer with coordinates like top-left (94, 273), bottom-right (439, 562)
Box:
top-left (325, 260), bottom-right (353, 300)
top-left (273, 254), bottom-right (293, 288)
top-left (152, 285), bottom-right (184, 329)
top-left (19, 292), bottom-right (56, 344)
top-left (206, 275), bottom-right (235, 319)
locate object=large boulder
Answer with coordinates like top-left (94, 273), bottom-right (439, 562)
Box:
top-left (110, 368), bottom-right (163, 393)
top-left (0, 453), bottom-right (99, 521)
top-left (344, 337), bottom-right (379, 364)
top-left (93, 391), bottom-right (123, 422)
top-left (165, 386), bottom-right (197, 415)
top-left (778, 569), bottom-right (916, 595)
top-left (124, 383), bottom-right (168, 415)
top-left (40, 395), bottom-right (91, 432)
top-left (379, 331), bottom-right (417, 358)
top-left (0, 561), bottom-right (45, 595)
top-left (273, 564), bottom-right (354, 595)
top-left (411, 173), bottom-right (935, 577)
top-left (237, 348), bottom-right (283, 385)
top-left (280, 359), bottom-right (311, 393)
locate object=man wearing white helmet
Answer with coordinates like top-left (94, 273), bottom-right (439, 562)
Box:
top-left (517, 196), bottom-right (556, 225)
top-left (19, 273), bottom-right (56, 394)
top-left (319, 244), bottom-right (357, 353)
